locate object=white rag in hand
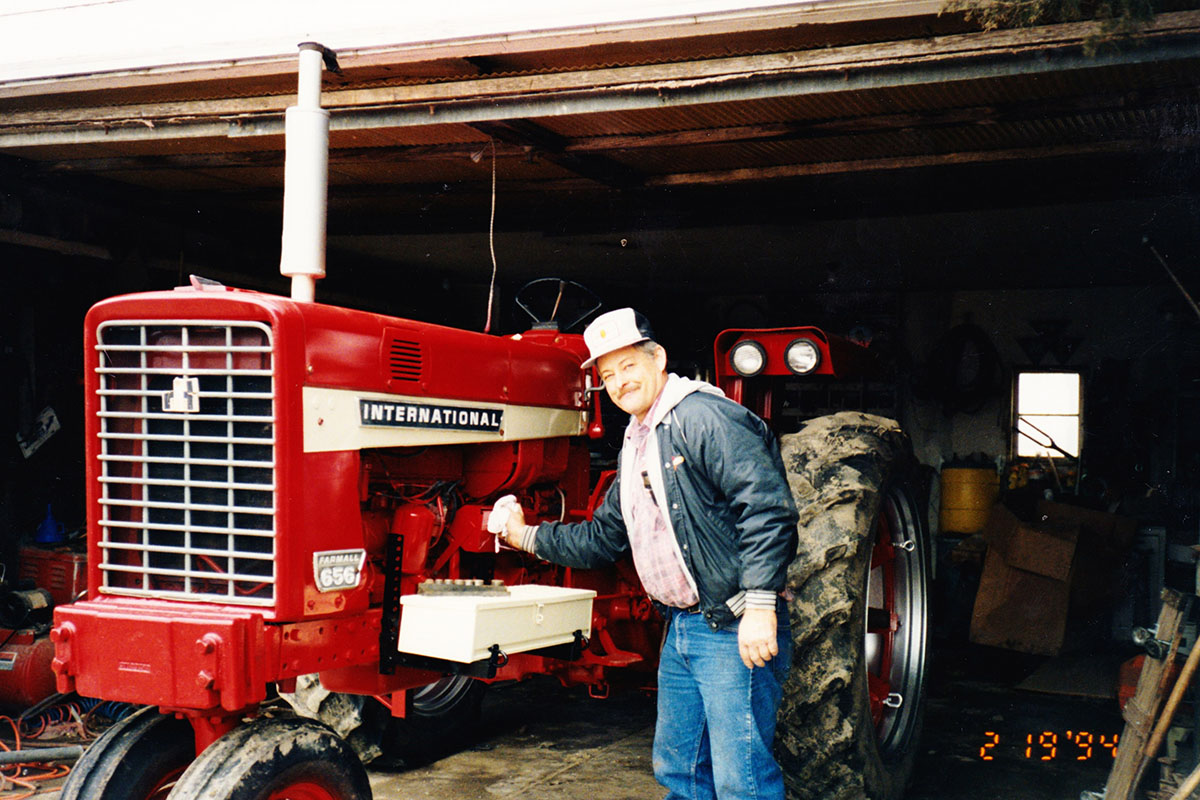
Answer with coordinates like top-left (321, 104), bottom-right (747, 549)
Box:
top-left (487, 494), bottom-right (520, 534)
top-left (487, 494), bottom-right (521, 553)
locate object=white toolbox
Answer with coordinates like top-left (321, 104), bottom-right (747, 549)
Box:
top-left (396, 584), bottom-right (596, 663)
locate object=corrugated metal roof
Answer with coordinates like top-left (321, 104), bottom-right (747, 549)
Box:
top-left (0, 0), bottom-right (940, 85)
top-left (1, 0), bottom-right (838, 81)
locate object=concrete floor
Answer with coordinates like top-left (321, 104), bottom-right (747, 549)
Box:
top-left (26, 643), bottom-right (1130, 799)
top-left (369, 677), bottom-right (660, 800)
top-left (367, 643), bottom-right (1129, 800)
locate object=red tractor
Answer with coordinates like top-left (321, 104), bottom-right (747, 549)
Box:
top-left (49, 44), bottom-right (932, 800)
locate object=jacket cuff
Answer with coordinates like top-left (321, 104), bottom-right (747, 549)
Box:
top-left (744, 590), bottom-right (778, 611)
top-left (520, 524), bottom-right (539, 553)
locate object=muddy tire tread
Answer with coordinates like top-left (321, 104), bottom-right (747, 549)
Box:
top-left (165, 715), bottom-right (371, 800)
top-left (776, 411), bottom-right (927, 800)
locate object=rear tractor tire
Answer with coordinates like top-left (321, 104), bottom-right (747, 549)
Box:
top-left (165, 715), bottom-right (372, 800)
top-left (776, 412), bottom-right (931, 800)
top-left (59, 705), bottom-right (194, 800)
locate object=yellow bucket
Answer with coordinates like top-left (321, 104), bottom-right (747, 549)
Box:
top-left (939, 467), bottom-right (999, 535)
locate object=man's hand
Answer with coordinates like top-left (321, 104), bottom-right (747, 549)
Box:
top-left (499, 501), bottom-right (527, 550)
top-left (487, 496), bottom-right (529, 550)
top-left (738, 608), bottom-right (778, 669)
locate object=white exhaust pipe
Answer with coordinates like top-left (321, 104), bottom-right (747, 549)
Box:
top-left (280, 42), bottom-right (332, 303)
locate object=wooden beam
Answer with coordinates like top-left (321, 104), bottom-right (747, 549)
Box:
top-left (36, 123), bottom-right (641, 190)
top-left (0, 229), bottom-right (112, 260)
top-left (38, 142), bottom-right (524, 173)
top-left (1103, 590), bottom-right (1191, 800)
top-left (29, 84), bottom-right (1196, 175)
top-left (565, 87), bottom-right (1200, 151)
top-left (64, 134), bottom-right (1189, 213)
top-left (642, 137), bottom-right (1200, 186)
top-left (468, 119), bottom-right (643, 189)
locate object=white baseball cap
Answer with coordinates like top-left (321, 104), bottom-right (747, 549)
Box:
top-left (581, 308), bottom-right (656, 370)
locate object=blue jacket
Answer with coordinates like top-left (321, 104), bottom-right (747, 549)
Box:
top-left (534, 375), bottom-right (798, 631)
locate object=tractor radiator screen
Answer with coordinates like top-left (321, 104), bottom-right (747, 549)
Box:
top-left (94, 321), bottom-right (276, 606)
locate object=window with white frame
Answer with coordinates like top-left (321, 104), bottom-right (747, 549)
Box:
top-left (1014, 371), bottom-right (1081, 458)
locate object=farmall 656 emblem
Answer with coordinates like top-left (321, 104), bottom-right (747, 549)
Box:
top-left (313, 550), bottom-right (367, 592)
top-left (162, 376), bottom-right (201, 413)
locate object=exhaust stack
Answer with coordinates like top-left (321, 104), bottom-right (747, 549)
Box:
top-left (279, 42), bottom-right (332, 303)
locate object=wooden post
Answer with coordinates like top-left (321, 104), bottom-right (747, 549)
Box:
top-left (1104, 589), bottom-right (1192, 800)
top-left (1144, 634), bottom-right (1200, 768)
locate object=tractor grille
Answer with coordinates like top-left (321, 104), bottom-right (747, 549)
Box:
top-left (94, 321), bottom-right (276, 606)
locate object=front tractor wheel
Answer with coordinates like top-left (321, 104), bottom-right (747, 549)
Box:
top-left (777, 412), bottom-right (931, 800)
top-left (165, 716), bottom-right (371, 800)
top-left (58, 705), bottom-right (194, 800)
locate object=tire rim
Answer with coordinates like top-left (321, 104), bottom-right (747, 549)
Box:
top-left (265, 781), bottom-right (339, 800)
top-left (411, 675), bottom-right (475, 716)
top-left (863, 484), bottom-right (929, 760)
top-left (144, 769), bottom-right (185, 800)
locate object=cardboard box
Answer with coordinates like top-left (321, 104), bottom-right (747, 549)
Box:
top-left (1036, 500), bottom-right (1137, 614)
top-left (969, 503), bottom-right (1135, 656)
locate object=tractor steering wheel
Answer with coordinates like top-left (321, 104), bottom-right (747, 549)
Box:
top-left (514, 278), bottom-right (601, 332)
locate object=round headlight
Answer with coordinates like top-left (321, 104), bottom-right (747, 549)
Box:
top-left (729, 341), bottom-right (767, 377)
top-left (785, 339), bottom-right (821, 375)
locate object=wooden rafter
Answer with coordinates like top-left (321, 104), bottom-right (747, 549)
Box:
top-left (467, 119), bottom-right (643, 189)
top-left (25, 82), bottom-right (1197, 178)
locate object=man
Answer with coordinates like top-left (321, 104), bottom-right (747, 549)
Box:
top-left (496, 307), bottom-right (798, 800)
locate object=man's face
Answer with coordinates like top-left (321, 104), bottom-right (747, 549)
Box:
top-left (596, 343), bottom-right (667, 422)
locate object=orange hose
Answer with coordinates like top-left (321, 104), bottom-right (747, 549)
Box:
top-left (0, 714), bottom-right (75, 797)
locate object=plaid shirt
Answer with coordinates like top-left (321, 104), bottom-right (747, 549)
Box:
top-left (623, 403), bottom-right (699, 609)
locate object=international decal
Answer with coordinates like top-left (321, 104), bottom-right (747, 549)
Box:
top-left (359, 399), bottom-right (503, 432)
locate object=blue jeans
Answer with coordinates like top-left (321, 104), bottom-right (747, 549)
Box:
top-left (653, 606), bottom-right (792, 800)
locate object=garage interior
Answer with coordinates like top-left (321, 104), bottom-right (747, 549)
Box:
top-left (1, 1), bottom-right (1200, 797)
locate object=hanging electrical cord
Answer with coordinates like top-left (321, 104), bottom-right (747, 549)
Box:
top-left (483, 137), bottom-right (499, 334)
